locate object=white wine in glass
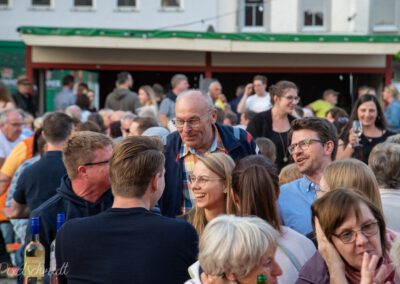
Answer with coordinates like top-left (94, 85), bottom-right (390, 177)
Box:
top-left (352, 120), bottom-right (363, 146)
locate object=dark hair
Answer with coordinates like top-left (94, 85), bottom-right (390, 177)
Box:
top-left (312, 188), bottom-right (387, 251)
top-left (42, 112), bottom-right (73, 144)
top-left (76, 121), bottom-right (102, 133)
top-left (76, 94), bottom-right (91, 110)
top-left (269, 80), bottom-right (298, 105)
top-left (116, 72), bottom-right (131, 85)
top-left (342, 95), bottom-right (387, 145)
top-left (255, 137), bottom-right (277, 164)
top-left (243, 110), bottom-right (257, 121)
top-left (224, 111), bottom-right (238, 125)
top-left (326, 107), bottom-right (349, 136)
top-left (78, 82), bottom-right (88, 89)
top-left (132, 117), bottom-right (158, 135)
top-left (0, 81), bottom-right (12, 103)
top-left (88, 113), bottom-right (106, 133)
top-left (109, 121), bottom-right (122, 138)
top-left (289, 117), bottom-right (338, 160)
top-left (62, 75), bottom-right (74, 86)
top-left (230, 155), bottom-right (281, 232)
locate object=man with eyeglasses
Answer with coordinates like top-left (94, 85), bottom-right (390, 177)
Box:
top-left (278, 117), bottom-right (338, 235)
top-left (29, 131), bottom-right (114, 270)
top-left (160, 90), bottom-right (257, 217)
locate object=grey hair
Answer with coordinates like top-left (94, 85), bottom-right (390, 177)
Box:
top-left (386, 134), bottom-right (400, 145)
top-left (0, 109), bottom-right (23, 126)
top-left (171, 74), bottom-right (188, 88)
top-left (120, 112), bottom-right (136, 122)
top-left (177, 89), bottom-right (213, 110)
top-left (199, 215), bottom-right (278, 278)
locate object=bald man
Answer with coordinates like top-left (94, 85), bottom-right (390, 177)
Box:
top-left (159, 90), bottom-right (257, 217)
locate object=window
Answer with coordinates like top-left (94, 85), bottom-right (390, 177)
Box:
top-left (161, 0), bottom-right (180, 8)
top-left (0, 0), bottom-right (9, 7)
top-left (245, 0), bottom-right (263, 27)
top-left (371, 0), bottom-right (399, 32)
top-left (300, 0), bottom-right (328, 31)
top-left (74, 0), bottom-right (93, 7)
top-left (32, 0), bottom-right (50, 6)
top-left (117, 0), bottom-right (136, 7)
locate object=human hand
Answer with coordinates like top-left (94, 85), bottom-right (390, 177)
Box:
top-left (385, 228), bottom-right (398, 250)
top-left (360, 252), bottom-right (394, 284)
top-left (348, 128), bottom-right (359, 148)
top-left (244, 83), bottom-right (253, 96)
top-left (315, 218), bottom-right (345, 272)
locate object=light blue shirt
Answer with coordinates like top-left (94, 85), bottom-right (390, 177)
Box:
top-left (384, 99), bottom-right (400, 133)
top-left (54, 88), bottom-right (76, 110)
top-left (278, 176), bottom-right (319, 235)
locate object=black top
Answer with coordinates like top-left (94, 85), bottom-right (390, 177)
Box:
top-left (13, 151), bottom-right (66, 211)
top-left (56, 207), bottom-right (198, 284)
top-left (341, 131), bottom-right (394, 164)
top-left (247, 109), bottom-right (296, 170)
top-left (12, 91), bottom-right (36, 117)
top-left (30, 175), bottom-right (113, 269)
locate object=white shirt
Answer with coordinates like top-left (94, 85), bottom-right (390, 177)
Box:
top-left (380, 188), bottom-right (400, 232)
top-left (276, 226), bottom-right (316, 284)
top-left (245, 92), bottom-right (272, 113)
top-left (0, 129), bottom-right (23, 159)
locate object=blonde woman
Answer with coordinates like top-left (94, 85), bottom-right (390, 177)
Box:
top-left (185, 152), bottom-right (235, 235)
top-left (138, 85), bottom-right (158, 117)
top-left (319, 158), bottom-right (382, 211)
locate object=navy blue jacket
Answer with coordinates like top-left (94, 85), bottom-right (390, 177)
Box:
top-left (160, 123), bottom-right (257, 217)
top-left (29, 175), bottom-right (113, 269)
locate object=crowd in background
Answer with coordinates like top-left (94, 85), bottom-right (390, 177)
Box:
top-left (0, 71), bottom-right (399, 283)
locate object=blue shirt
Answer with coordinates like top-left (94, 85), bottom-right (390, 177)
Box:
top-left (278, 176), bottom-right (319, 235)
top-left (384, 99), bottom-right (400, 133)
top-left (54, 88), bottom-right (76, 110)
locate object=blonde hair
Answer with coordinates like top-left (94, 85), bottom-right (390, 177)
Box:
top-left (369, 142), bottom-right (400, 189)
top-left (199, 215), bottom-right (278, 278)
top-left (322, 159), bottom-right (382, 211)
top-left (187, 152), bottom-right (235, 235)
top-left (139, 85), bottom-right (159, 108)
top-left (279, 163), bottom-right (302, 185)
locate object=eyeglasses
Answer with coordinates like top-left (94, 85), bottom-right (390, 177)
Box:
top-left (82, 160), bottom-right (109, 167)
top-left (332, 221), bottom-right (379, 244)
top-left (282, 95), bottom-right (300, 102)
top-left (172, 117), bottom-right (202, 129)
top-left (288, 139), bottom-right (324, 155)
top-left (188, 174), bottom-right (223, 186)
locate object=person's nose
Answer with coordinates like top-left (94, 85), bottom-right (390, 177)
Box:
top-left (272, 261), bottom-right (283, 277)
top-left (355, 231), bottom-right (368, 246)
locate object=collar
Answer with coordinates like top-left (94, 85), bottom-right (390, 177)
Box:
top-left (299, 175), bottom-right (320, 193)
top-left (178, 124), bottom-right (225, 159)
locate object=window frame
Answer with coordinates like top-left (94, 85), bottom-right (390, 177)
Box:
top-left (0, 0), bottom-right (11, 9)
top-left (370, 0), bottom-right (399, 33)
top-left (159, 0), bottom-right (183, 12)
top-left (115, 0), bottom-right (138, 12)
top-left (240, 0), bottom-right (270, 32)
top-left (72, 0), bottom-right (95, 11)
top-left (299, 0), bottom-right (329, 33)
top-left (30, 0), bottom-right (53, 10)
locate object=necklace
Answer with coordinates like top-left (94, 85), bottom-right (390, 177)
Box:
top-left (278, 132), bottom-right (289, 163)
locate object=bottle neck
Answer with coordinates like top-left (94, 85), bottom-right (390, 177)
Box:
top-left (32, 233), bottom-right (40, 242)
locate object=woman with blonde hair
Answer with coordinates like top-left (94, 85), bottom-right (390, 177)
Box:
top-left (186, 152), bottom-right (235, 235)
top-left (138, 85), bottom-right (158, 117)
top-left (319, 158), bottom-right (382, 211)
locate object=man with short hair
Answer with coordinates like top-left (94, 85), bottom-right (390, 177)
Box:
top-left (30, 131), bottom-right (114, 269)
top-left (54, 75), bottom-right (76, 111)
top-left (160, 90), bottom-right (257, 217)
top-left (278, 117), bottom-right (338, 235)
top-left (307, 89), bottom-right (339, 118)
top-left (129, 116), bottom-right (158, 136)
top-left (12, 75), bottom-right (35, 117)
top-left (11, 112), bottom-right (74, 217)
top-left (119, 112), bottom-right (136, 137)
top-left (0, 109), bottom-right (24, 168)
top-left (158, 74), bottom-right (189, 128)
top-left (207, 81), bottom-right (224, 109)
top-left (237, 75), bottom-right (271, 114)
top-left (105, 72), bottom-right (141, 113)
top-left (55, 136), bottom-right (197, 283)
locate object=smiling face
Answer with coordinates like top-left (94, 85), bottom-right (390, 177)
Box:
top-left (274, 88), bottom-right (298, 114)
top-left (1, 111), bottom-right (23, 142)
top-left (235, 247), bottom-right (282, 284)
top-left (357, 101), bottom-right (378, 128)
top-left (331, 202), bottom-right (382, 271)
top-left (190, 161), bottom-right (226, 211)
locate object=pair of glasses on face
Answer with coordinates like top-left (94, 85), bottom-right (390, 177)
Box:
top-left (82, 160), bottom-right (109, 167)
top-left (287, 139), bottom-right (325, 155)
top-left (172, 117), bottom-right (202, 129)
top-left (188, 174), bottom-right (223, 186)
top-left (282, 95), bottom-right (300, 103)
top-left (332, 221), bottom-right (379, 244)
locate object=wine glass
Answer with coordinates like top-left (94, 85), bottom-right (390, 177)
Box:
top-left (352, 120), bottom-right (363, 147)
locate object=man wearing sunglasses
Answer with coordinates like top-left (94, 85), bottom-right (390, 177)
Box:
top-left (278, 117), bottom-right (338, 236)
top-left (160, 90), bottom-right (257, 217)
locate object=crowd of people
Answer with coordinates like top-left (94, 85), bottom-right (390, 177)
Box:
top-left (0, 71), bottom-right (399, 283)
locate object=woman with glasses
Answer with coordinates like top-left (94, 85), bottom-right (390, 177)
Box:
top-left (184, 152), bottom-right (235, 235)
top-left (227, 155), bottom-right (316, 284)
top-left (337, 94), bottom-right (394, 163)
top-left (247, 81), bottom-right (299, 170)
top-left (297, 189), bottom-right (397, 284)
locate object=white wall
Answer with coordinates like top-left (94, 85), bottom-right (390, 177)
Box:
top-left (216, 0), bottom-right (238, 33)
top-left (270, 0), bottom-right (298, 33)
